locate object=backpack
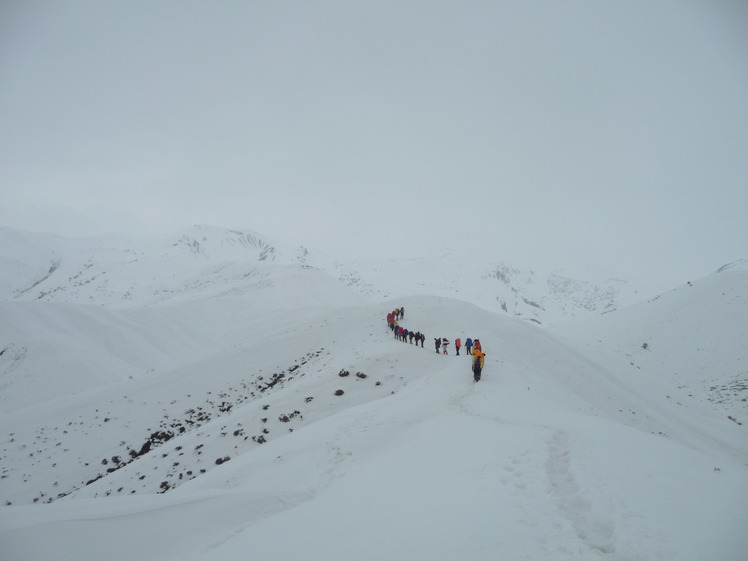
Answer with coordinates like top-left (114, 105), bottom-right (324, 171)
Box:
top-left (473, 354), bottom-right (482, 370)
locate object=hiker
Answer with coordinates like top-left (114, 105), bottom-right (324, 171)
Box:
top-left (465, 338), bottom-right (473, 356)
top-left (434, 337), bottom-right (441, 354)
top-left (400, 306), bottom-right (405, 320)
top-left (455, 338), bottom-right (462, 356)
top-left (442, 337), bottom-right (450, 355)
top-left (472, 350), bottom-right (485, 382)
top-left (408, 330), bottom-right (415, 344)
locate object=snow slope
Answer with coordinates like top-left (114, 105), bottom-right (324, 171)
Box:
top-left (0, 228), bottom-right (746, 560)
top-left (550, 259), bottom-right (748, 444)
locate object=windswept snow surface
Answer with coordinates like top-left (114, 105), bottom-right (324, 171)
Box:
top-left (1, 229), bottom-right (746, 560)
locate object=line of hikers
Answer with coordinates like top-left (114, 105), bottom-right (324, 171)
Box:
top-left (387, 308), bottom-right (425, 347)
top-left (386, 308), bottom-right (487, 382)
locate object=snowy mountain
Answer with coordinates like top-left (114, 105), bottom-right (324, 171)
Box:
top-left (329, 254), bottom-right (649, 325)
top-left (0, 226), bottom-right (746, 560)
top-left (0, 225), bottom-right (312, 308)
top-left (1, 226), bottom-right (649, 323)
top-left (551, 258), bottom-right (748, 430)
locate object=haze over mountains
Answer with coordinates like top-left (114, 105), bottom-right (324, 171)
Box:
top-left (1, 225), bottom-right (746, 561)
top-left (1, 224), bottom-right (659, 320)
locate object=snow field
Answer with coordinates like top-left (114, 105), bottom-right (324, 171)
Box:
top-left (1, 245), bottom-right (746, 560)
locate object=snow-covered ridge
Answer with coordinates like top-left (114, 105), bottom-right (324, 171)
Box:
top-left (326, 253), bottom-right (648, 325)
top-left (551, 266), bottom-right (748, 443)
top-left (1, 225), bottom-right (647, 323)
top-left (0, 226), bottom-right (746, 560)
top-left (483, 262), bottom-right (634, 323)
top-left (170, 225), bottom-right (277, 261)
top-left (0, 225), bottom-right (310, 308)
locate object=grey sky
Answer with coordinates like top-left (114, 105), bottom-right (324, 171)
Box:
top-left (1, 1), bottom-right (747, 286)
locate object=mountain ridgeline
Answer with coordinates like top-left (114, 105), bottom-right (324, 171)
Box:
top-left (1, 225), bottom-right (653, 323)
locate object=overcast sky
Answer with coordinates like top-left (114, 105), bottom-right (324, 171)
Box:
top-left (1, 1), bottom-right (747, 286)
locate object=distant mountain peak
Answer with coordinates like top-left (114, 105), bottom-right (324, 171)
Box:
top-left (170, 225), bottom-right (277, 261)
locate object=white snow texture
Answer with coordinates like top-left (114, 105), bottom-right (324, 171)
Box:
top-left (0, 225), bottom-right (746, 561)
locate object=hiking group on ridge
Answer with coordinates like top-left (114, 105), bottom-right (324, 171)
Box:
top-left (386, 307), bottom-right (487, 382)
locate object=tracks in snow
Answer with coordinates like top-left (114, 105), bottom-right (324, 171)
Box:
top-left (546, 430), bottom-right (617, 556)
